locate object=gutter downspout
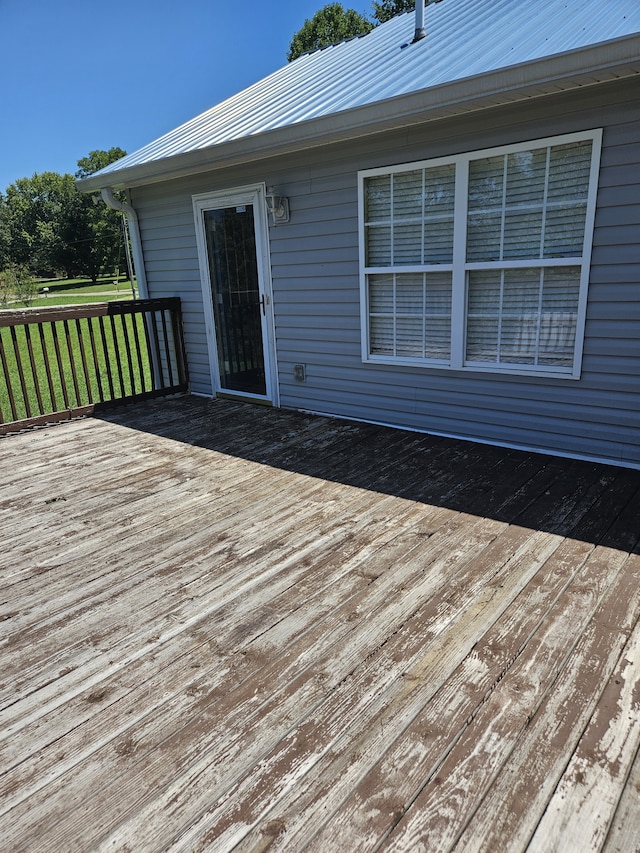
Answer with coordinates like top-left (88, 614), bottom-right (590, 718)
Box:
top-left (100, 187), bottom-right (149, 300)
top-left (100, 187), bottom-right (163, 389)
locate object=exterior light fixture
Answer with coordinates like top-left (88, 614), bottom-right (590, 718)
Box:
top-left (265, 187), bottom-right (290, 224)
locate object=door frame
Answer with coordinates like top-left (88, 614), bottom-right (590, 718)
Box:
top-left (193, 184), bottom-right (279, 406)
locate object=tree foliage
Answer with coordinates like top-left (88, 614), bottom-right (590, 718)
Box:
top-left (1, 172), bottom-right (77, 277)
top-left (287, 3), bottom-right (373, 61)
top-left (0, 264), bottom-right (38, 306)
top-left (287, 2), bottom-right (441, 61)
top-left (371, 0), bottom-right (416, 23)
top-left (0, 148), bottom-right (126, 283)
top-left (76, 147), bottom-right (127, 180)
top-left (71, 148), bottom-right (128, 282)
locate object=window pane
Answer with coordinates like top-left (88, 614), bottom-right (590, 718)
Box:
top-left (468, 156), bottom-right (504, 209)
top-left (467, 271), bottom-right (500, 362)
top-left (467, 269), bottom-right (500, 315)
top-left (539, 267), bottom-right (580, 365)
top-left (369, 274), bottom-right (394, 313)
top-left (503, 268), bottom-right (540, 314)
top-left (541, 266), bottom-right (580, 312)
top-left (396, 274), bottom-right (423, 314)
top-left (424, 218), bottom-right (455, 264)
top-left (501, 316), bottom-right (537, 363)
top-left (370, 316), bottom-right (394, 355)
top-left (425, 164), bottom-right (456, 212)
top-left (425, 272), bottom-right (452, 359)
top-left (397, 317), bottom-right (423, 357)
top-left (547, 141), bottom-right (592, 203)
top-left (393, 221), bottom-right (422, 264)
top-left (393, 171), bottom-right (422, 219)
top-left (466, 316), bottom-right (499, 362)
top-left (467, 157), bottom-right (504, 261)
top-left (366, 224), bottom-right (391, 265)
top-left (501, 269), bottom-right (542, 363)
top-left (467, 211), bottom-right (502, 262)
top-left (503, 209), bottom-right (543, 259)
top-left (425, 272), bottom-right (452, 315)
top-left (425, 273), bottom-right (452, 361)
top-left (424, 164), bottom-right (455, 263)
top-left (506, 148), bottom-right (547, 206)
top-left (544, 203), bottom-right (587, 256)
top-left (425, 318), bottom-right (451, 359)
top-left (365, 175), bottom-right (391, 221)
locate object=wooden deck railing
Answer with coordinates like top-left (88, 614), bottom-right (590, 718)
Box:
top-left (0, 298), bottom-right (188, 434)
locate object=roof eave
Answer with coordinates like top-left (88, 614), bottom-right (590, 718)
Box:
top-left (77, 35), bottom-right (640, 193)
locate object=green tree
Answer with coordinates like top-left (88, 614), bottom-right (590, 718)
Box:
top-left (0, 197), bottom-right (10, 272)
top-left (76, 147), bottom-right (127, 180)
top-left (287, 3), bottom-right (373, 61)
top-left (1, 263), bottom-right (38, 306)
top-left (371, 0), bottom-right (416, 23)
top-left (0, 148), bottom-right (127, 283)
top-left (2, 172), bottom-right (77, 277)
top-left (71, 148), bottom-right (128, 283)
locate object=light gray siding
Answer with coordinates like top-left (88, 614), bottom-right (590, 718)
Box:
top-left (131, 79), bottom-right (640, 467)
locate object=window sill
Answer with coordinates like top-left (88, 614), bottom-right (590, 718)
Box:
top-left (363, 355), bottom-right (581, 381)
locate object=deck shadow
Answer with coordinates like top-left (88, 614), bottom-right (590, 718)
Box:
top-left (97, 394), bottom-right (640, 555)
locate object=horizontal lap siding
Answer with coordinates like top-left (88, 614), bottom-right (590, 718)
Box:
top-left (132, 78), bottom-right (639, 466)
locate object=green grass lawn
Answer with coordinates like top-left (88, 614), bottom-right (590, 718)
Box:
top-left (6, 275), bottom-right (138, 310)
top-left (30, 275), bottom-right (138, 308)
top-left (28, 293), bottom-right (134, 308)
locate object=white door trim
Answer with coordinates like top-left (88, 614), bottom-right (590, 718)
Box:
top-left (193, 184), bottom-right (279, 406)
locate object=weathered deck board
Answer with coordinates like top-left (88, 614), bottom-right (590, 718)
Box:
top-left (1, 395), bottom-right (639, 852)
top-left (604, 735), bottom-right (640, 853)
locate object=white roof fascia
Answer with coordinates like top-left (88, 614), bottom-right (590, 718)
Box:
top-left (78, 34), bottom-right (640, 193)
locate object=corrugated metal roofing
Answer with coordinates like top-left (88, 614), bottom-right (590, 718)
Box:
top-left (94, 0), bottom-right (640, 180)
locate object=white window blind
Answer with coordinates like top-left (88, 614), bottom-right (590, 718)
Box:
top-left (359, 130), bottom-right (601, 378)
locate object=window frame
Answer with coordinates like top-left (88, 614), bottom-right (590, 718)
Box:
top-left (358, 129), bottom-right (603, 380)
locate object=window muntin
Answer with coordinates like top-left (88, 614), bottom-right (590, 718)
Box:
top-left (360, 131), bottom-right (601, 378)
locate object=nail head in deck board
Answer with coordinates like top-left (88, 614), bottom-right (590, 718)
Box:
top-left (1, 396), bottom-right (639, 852)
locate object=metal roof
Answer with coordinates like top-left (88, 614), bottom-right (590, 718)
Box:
top-left (84, 0), bottom-right (640, 189)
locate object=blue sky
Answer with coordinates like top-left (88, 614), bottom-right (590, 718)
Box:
top-left (0, 0), bottom-right (372, 192)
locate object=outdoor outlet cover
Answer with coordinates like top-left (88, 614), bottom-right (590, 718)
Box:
top-left (293, 364), bottom-right (306, 382)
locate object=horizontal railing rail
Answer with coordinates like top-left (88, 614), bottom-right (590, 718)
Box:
top-left (0, 298), bottom-right (188, 434)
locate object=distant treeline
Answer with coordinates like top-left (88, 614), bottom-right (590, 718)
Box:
top-left (0, 148), bottom-right (127, 285)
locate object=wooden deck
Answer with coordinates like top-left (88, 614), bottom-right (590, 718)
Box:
top-left (2, 395), bottom-right (639, 852)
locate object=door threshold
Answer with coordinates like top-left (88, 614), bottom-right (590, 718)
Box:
top-left (215, 392), bottom-right (273, 407)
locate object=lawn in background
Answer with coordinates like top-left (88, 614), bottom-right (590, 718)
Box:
top-left (28, 274), bottom-right (137, 308)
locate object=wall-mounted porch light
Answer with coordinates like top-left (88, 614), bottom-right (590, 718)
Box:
top-left (265, 187), bottom-right (290, 225)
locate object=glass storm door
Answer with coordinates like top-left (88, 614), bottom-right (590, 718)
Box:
top-left (203, 203), bottom-right (268, 397)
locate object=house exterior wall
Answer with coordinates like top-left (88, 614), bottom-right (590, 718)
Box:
top-left (131, 79), bottom-right (640, 467)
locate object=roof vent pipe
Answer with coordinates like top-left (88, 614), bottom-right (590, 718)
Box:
top-left (412, 0), bottom-right (426, 43)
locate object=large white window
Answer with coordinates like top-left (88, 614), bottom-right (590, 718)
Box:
top-left (359, 130), bottom-right (602, 378)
